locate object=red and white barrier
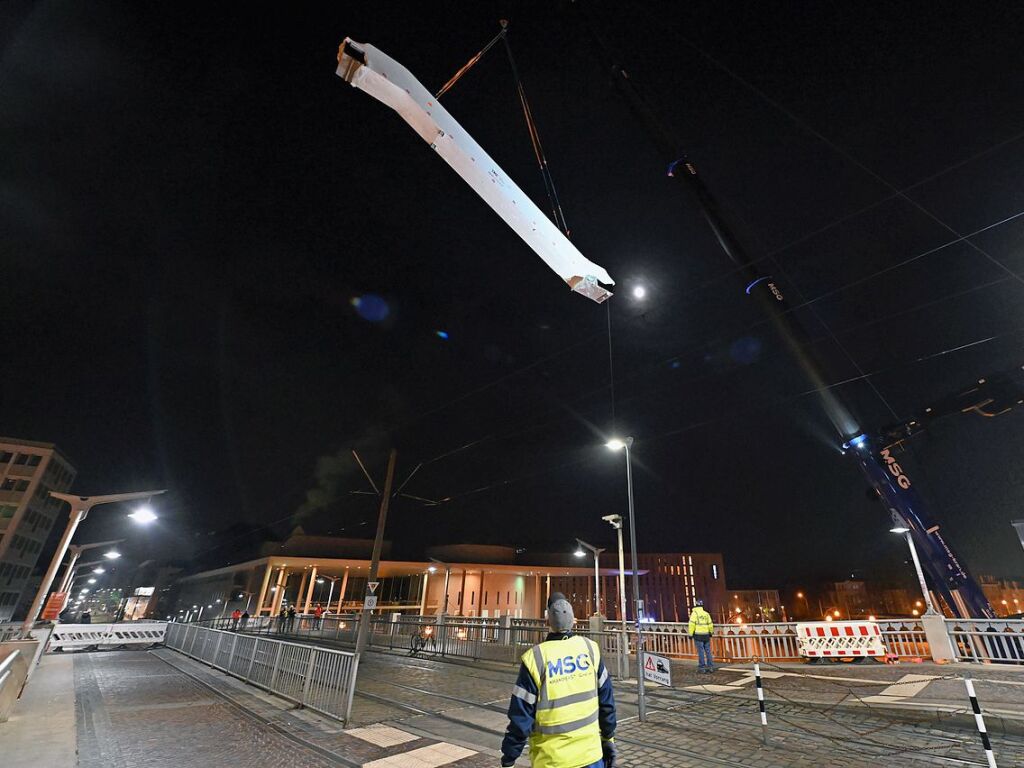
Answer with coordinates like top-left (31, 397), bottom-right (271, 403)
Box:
top-left (796, 621), bottom-right (886, 659)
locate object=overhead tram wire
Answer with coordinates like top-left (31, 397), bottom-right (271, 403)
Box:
top-left (637, 5), bottom-right (1024, 292)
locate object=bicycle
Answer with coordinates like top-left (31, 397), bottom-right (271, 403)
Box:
top-left (409, 625), bottom-right (437, 656)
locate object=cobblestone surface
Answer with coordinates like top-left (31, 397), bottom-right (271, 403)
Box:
top-left (69, 647), bottom-right (1024, 768)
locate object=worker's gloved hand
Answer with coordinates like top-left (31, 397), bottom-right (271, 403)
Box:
top-left (602, 738), bottom-right (617, 768)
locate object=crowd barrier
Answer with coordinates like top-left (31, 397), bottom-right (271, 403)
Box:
top-left (164, 622), bottom-right (359, 723)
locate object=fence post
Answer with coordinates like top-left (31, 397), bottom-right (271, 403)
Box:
top-left (269, 642), bottom-right (283, 689)
top-left (343, 653), bottom-right (360, 724)
top-left (754, 662), bottom-right (768, 745)
top-left (300, 648), bottom-right (317, 707)
top-left (500, 614), bottom-right (513, 646)
top-left (212, 632), bottom-right (224, 669)
top-left (923, 614), bottom-right (958, 662)
top-left (227, 633), bottom-right (238, 672)
top-left (245, 638), bottom-right (259, 681)
top-left (964, 674), bottom-right (998, 768)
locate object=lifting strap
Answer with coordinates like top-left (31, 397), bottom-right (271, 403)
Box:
top-left (435, 21), bottom-right (571, 237)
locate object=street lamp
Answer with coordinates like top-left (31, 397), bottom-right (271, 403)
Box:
top-left (574, 539), bottom-right (606, 616)
top-left (54, 539), bottom-right (125, 598)
top-left (22, 489), bottom-right (165, 632)
top-left (890, 522), bottom-right (938, 615)
top-left (602, 514), bottom-right (628, 633)
top-left (430, 558), bottom-right (453, 615)
top-left (103, 550), bottom-right (122, 560)
top-left (606, 435), bottom-right (645, 721)
top-left (127, 506), bottom-right (158, 524)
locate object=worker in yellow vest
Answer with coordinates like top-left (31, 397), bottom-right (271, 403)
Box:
top-left (500, 593), bottom-right (617, 767)
top-left (688, 599), bottom-right (716, 673)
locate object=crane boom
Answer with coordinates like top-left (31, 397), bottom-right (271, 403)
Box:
top-left (573, 0), bottom-right (995, 616)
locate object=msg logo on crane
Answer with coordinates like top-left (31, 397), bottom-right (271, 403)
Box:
top-left (880, 448), bottom-right (911, 489)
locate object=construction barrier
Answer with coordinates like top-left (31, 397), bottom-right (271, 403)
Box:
top-left (796, 621), bottom-right (886, 659)
top-left (48, 622), bottom-right (166, 651)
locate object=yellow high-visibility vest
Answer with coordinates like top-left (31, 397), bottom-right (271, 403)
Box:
top-left (520, 635), bottom-right (604, 768)
top-left (688, 607), bottom-right (714, 636)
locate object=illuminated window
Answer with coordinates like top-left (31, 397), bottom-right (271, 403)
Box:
top-left (712, 564), bottom-right (719, 580)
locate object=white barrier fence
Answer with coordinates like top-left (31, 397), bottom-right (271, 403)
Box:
top-left (796, 621), bottom-right (887, 659)
top-left (164, 622), bottom-right (359, 723)
top-left (48, 622), bottom-right (167, 651)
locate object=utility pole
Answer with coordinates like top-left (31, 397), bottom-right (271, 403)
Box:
top-left (355, 449), bottom-right (397, 654)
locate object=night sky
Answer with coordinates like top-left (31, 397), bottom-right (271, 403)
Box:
top-left (3, 1), bottom-right (1023, 588)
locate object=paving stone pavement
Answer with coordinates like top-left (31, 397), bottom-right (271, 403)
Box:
top-left (73, 651), bottom-right (496, 768)
top-left (58, 646), bottom-right (1024, 768)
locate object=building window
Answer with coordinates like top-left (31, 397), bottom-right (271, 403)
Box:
top-left (0, 505), bottom-right (16, 519)
top-left (1, 479), bottom-right (16, 491)
top-left (13, 454), bottom-right (28, 465)
top-left (0, 452), bottom-right (12, 463)
top-left (27, 455), bottom-right (41, 467)
top-left (14, 480), bottom-right (29, 492)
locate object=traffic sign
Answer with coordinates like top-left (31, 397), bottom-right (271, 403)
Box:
top-left (642, 652), bottom-right (671, 687)
top-left (363, 595), bottom-right (378, 610)
top-left (367, 581), bottom-right (380, 594)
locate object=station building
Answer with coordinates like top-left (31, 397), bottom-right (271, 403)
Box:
top-left (168, 532), bottom-right (728, 624)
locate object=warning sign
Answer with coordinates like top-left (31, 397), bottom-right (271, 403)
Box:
top-left (367, 581), bottom-right (380, 594)
top-left (363, 595), bottom-right (378, 610)
top-left (642, 652), bottom-right (671, 687)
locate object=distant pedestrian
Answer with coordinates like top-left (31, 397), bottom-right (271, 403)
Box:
top-left (287, 605), bottom-right (297, 633)
top-left (240, 610), bottom-right (250, 630)
top-left (231, 609), bottom-right (242, 630)
top-left (314, 604), bottom-right (323, 629)
top-left (688, 599), bottom-right (716, 673)
top-left (277, 607), bottom-right (287, 633)
top-left (500, 593), bottom-right (616, 768)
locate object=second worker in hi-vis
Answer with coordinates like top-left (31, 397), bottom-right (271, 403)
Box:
top-left (500, 593), bottom-right (617, 768)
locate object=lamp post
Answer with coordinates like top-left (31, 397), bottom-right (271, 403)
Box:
top-left (22, 490), bottom-right (165, 633)
top-left (574, 539), bottom-right (606, 616)
top-left (606, 435), bottom-right (645, 722)
top-left (602, 514), bottom-right (628, 631)
top-left (56, 539), bottom-right (125, 598)
top-left (889, 522), bottom-right (938, 615)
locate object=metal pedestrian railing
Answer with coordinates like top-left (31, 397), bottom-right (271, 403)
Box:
top-left (186, 612), bottom-right (1024, 666)
top-left (947, 619), bottom-right (1024, 664)
top-left (164, 621), bottom-right (359, 723)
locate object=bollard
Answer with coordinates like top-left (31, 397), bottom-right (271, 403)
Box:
top-left (754, 662), bottom-right (768, 746)
top-left (963, 674), bottom-right (998, 768)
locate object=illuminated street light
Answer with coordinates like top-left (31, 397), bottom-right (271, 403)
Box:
top-left (127, 506), bottom-right (158, 524)
top-left (93, 567), bottom-right (105, 574)
top-left (574, 539), bottom-right (606, 617)
top-left (23, 489), bottom-right (165, 632)
top-left (103, 550), bottom-right (121, 560)
top-left (426, 567), bottom-right (437, 574)
top-left (833, 610), bottom-right (840, 617)
top-left (890, 520), bottom-right (937, 615)
top-left (605, 434), bottom-right (645, 721)
top-left (632, 285), bottom-right (647, 299)
top-left (87, 578), bottom-right (96, 584)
